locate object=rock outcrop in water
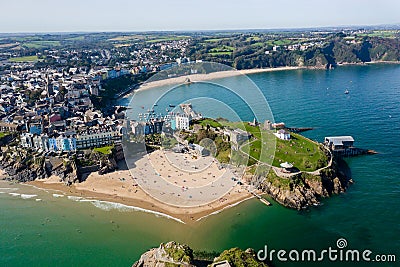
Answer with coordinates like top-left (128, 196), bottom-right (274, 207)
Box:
top-left (260, 158), bottom-right (352, 209)
top-left (133, 241), bottom-right (195, 267)
top-left (132, 242), bottom-right (269, 267)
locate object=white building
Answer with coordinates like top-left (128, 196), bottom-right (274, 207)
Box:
top-left (56, 136), bottom-right (77, 152)
top-left (275, 129), bottom-right (291, 140)
top-left (20, 133), bottom-right (34, 148)
top-left (175, 114), bottom-right (189, 131)
top-left (33, 135), bottom-right (49, 151)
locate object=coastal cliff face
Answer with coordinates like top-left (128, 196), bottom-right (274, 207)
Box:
top-left (260, 159), bottom-right (351, 210)
top-left (0, 145), bottom-right (122, 184)
top-left (0, 150), bottom-right (80, 184)
top-left (132, 242), bottom-right (268, 267)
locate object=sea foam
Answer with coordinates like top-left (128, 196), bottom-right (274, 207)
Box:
top-left (67, 196), bottom-right (83, 201)
top-left (80, 199), bottom-right (184, 223)
top-left (20, 194), bottom-right (38, 199)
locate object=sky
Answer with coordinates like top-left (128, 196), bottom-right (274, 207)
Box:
top-left (1, 0), bottom-right (399, 32)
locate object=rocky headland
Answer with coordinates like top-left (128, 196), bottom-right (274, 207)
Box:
top-left (132, 241), bottom-right (269, 267)
top-left (260, 158), bottom-right (352, 210)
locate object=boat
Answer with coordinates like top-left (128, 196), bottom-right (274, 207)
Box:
top-left (169, 104), bottom-right (176, 108)
top-left (259, 198), bottom-right (271, 206)
top-left (344, 89), bottom-right (349, 94)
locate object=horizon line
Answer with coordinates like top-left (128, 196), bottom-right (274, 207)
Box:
top-left (0, 23), bottom-right (399, 35)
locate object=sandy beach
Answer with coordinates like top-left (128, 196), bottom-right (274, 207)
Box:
top-left (137, 66), bottom-right (301, 91)
top-left (27, 168), bottom-right (253, 223)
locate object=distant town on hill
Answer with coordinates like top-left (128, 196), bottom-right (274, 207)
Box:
top-left (0, 26), bottom-right (399, 74)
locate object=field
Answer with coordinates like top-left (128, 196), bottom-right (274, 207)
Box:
top-left (108, 35), bottom-right (145, 41)
top-left (22, 41), bottom-right (61, 48)
top-left (66, 36), bottom-right (85, 41)
top-left (246, 36), bottom-right (261, 42)
top-left (251, 42), bottom-right (265, 47)
top-left (208, 45), bottom-right (234, 56)
top-left (358, 30), bottom-right (399, 38)
top-left (266, 39), bottom-right (293, 46)
top-left (9, 55), bottom-right (39, 62)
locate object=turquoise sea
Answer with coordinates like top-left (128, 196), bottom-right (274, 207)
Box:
top-left (1, 64), bottom-right (399, 266)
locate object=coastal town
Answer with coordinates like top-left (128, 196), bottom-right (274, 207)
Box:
top-left (0, 29), bottom-right (391, 221)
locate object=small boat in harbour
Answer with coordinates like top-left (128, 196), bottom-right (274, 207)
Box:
top-left (169, 104), bottom-right (176, 108)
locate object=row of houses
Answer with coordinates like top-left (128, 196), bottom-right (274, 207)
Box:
top-left (20, 129), bottom-right (123, 152)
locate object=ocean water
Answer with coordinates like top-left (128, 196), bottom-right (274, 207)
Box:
top-left (1, 64), bottom-right (399, 266)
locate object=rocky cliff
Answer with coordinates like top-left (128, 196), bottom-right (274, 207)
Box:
top-left (260, 159), bottom-right (352, 210)
top-left (0, 144), bottom-right (124, 184)
top-left (0, 149), bottom-right (80, 185)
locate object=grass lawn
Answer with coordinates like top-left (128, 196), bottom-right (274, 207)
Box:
top-left (93, 145), bottom-right (114, 155)
top-left (273, 133), bottom-right (327, 171)
top-left (207, 119), bottom-right (328, 171)
top-left (197, 118), bottom-right (222, 129)
top-left (242, 132), bottom-right (328, 171)
top-left (9, 55), bottom-right (39, 62)
top-left (218, 121), bottom-right (262, 138)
